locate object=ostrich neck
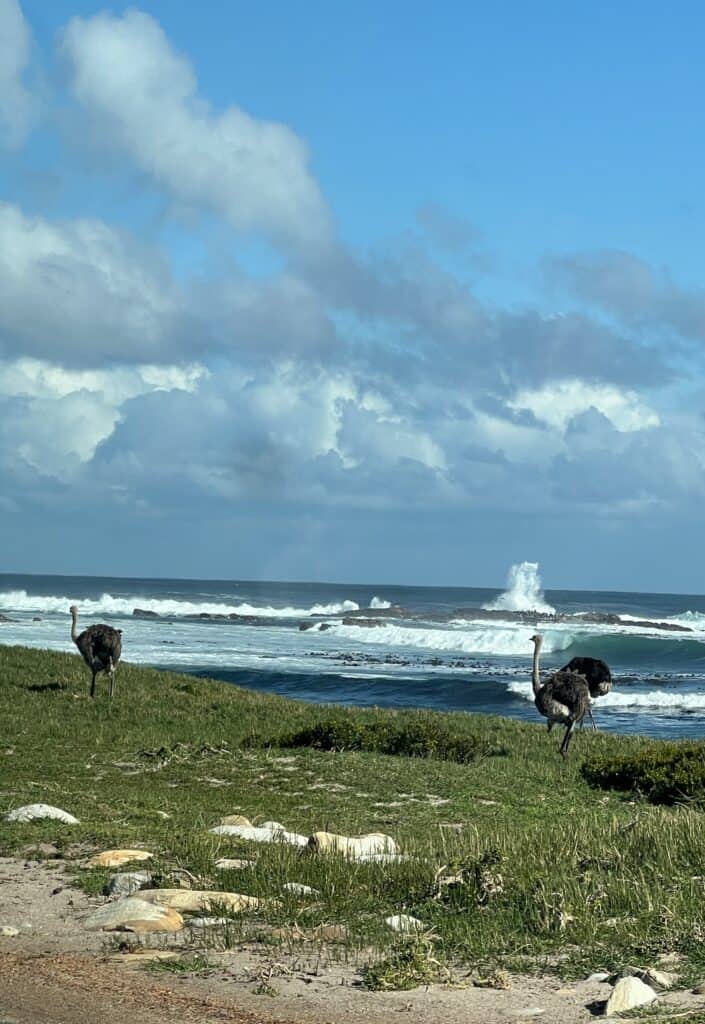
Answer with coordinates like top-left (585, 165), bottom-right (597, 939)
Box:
top-left (70, 611), bottom-right (79, 643)
top-left (531, 643), bottom-right (542, 695)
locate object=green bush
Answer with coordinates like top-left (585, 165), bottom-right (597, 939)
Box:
top-left (581, 741), bottom-right (705, 804)
top-left (254, 712), bottom-right (505, 764)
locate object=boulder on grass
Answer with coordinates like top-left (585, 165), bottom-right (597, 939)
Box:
top-left (136, 889), bottom-right (262, 913)
top-left (5, 804), bottom-right (78, 824)
top-left (87, 850), bottom-right (153, 868)
top-left (84, 898), bottom-right (183, 933)
top-left (604, 977), bottom-right (657, 1016)
top-left (308, 831), bottom-right (398, 858)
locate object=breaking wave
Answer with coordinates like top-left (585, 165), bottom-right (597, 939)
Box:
top-left (483, 562), bottom-right (555, 615)
top-left (323, 621), bottom-right (574, 656)
top-left (370, 596), bottom-right (391, 609)
top-left (507, 679), bottom-right (705, 711)
top-left (0, 589), bottom-right (360, 620)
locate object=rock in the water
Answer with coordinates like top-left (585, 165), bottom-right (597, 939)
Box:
top-left (133, 608), bottom-right (159, 618)
top-left (105, 871), bottom-right (153, 898)
top-left (209, 824), bottom-right (308, 846)
top-left (385, 914), bottom-right (424, 932)
top-left (308, 831), bottom-right (398, 858)
top-left (283, 882), bottom-right (320, 897)
top-left (87, 850), bottom-right (153, 868)
top-left (215, 858), bottom-right (254, 870)
top-left (604, 977), bottom-right (657, 1016)
top-left (136, 889), bottom-right (262, 913)
top-left (0, 926), bottom-right (20, 937)
top-left (219, 814), bottom-right (253, 827)
top-left (5, 804), bottom-right (79, 824)
top-left (84, 898), bottom-right (184, 932)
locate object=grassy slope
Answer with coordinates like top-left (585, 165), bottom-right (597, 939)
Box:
top-left (2, 643), bottom-right (705, 980)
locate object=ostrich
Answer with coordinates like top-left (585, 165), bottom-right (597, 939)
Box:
top-left (559, 656), bottom-right (613, 730)
top-left (530, 634), bottom-right (590, 758)
top-left (70, 605), bottom-right (122, 698)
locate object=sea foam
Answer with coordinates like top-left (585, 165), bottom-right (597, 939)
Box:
top-left (483, 562), bottom-right (555, 614)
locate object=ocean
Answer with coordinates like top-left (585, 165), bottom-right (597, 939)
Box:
top-left (2, 562), bottom-right (705, 739)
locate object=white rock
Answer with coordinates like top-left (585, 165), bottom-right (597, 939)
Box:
top-left (260, 820), bottom-right (286, 830)
top-left (208, 824), bottom-right (308, 846)
top-left (604, 977), bottom-right (657, 1016)
top-left (587, 972), bottom-right (611, 983)
top-left (5, 803), bottom-right (79, 824)
top-left (105, 872), bottom-right (153, 898)
top-left (137, 889), bottom-right (262, 913)
top-left (642, 968), bottom-right (676, 990)
top-left (283, 882), bottom-right (320, 897)
top-left (215, 858), bottom-right (254, 870)
top-left (308, 831), bottom-right (398, 859)
top-left (87, 849), bottom-right (153, 868)
top-left (83, 898), bottom-right (184, 932)
top-left (0, 926), bottom-right (20, 937)
top-left (385, 914), bottom-right (424, 932)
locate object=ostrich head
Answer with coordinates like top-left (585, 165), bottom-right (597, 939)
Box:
top-left (69, 605), bottom-right (78, 616)
top-left (529, 633), bottom-right (542, 647)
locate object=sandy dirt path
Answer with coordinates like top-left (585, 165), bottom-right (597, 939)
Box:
top-left (2, 856), bottom-right (704, 1024)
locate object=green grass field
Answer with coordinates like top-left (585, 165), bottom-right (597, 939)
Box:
top-left (2, 643), bottom-right (705, 983)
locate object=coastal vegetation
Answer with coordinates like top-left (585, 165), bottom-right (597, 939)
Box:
top-left (3, 643), bottom-right (705, 985)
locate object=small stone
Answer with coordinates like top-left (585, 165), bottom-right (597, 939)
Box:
top-left (0, 926), bottom-right (20, 937)
top-left (5, 804), bottom-right (79, 824)
top-left (587, 972), bottom-right (611, 983)
top-left (308, 831), bottom-right (398, 858)
top-left (641, 968), bottom-right (676, 990)
top-left (209, 824), bottom-right (308, 846)
top-left (385, 914), bottom-right (424, 932)
top-left (83, 898), bottom-right (184, 932)
top-left (219, 814), bottom-right (253, 827)
top-left (23, 842), bottom-right (61, 859)
top-left (260, 820), bottom-right (286, 830)
top-left (215, 858), bottom-right (254, 870)
top-left (87, 850), bottom-right (153, 868)
top-left (109, 951), bottom-right (181, 965)
top-left (137, 889), bottom-right (262, 913)
top-left (604, 977), bottom-right (657, 1016)
top-left (105, 872), bottom-right (153, 898)
top-left (693, 982), bottom-right (705, 995)
top-left (154, 811), bottom-right (171, 820)
top-left (283, 882), bottom-right (320, 897)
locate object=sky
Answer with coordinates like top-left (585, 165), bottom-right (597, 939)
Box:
top-left (2, 0), bottom-right (705, 592)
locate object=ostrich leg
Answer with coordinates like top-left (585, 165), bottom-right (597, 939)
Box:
top-left (109, 662), bottom-right (116, 699)
top-left (560, 721), bottom-right (576, 759)
top-left (90, 670), bottom-right (97, 698)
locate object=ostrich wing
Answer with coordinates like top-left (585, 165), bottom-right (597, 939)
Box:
top-left (559, 656), bottom-right (612, 697)
top-left (543, 671), bottom-right (590, 719)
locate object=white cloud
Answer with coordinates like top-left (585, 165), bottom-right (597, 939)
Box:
top-left (0, 203), bottom-right (185, 365)
top-left (0, 0), bottom-right (37, 148)
top-left (0, 357), bottom-right (207, 478)
top-left (508, 379), bottom-right (660, 433)
top-left (59, 9), bottom-right (332, 252)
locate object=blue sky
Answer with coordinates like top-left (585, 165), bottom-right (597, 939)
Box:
top-left (2, 0), bottom-right (705, 591)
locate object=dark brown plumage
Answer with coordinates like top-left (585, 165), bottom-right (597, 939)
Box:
top-left (530, 634), bottom-right (590, 758)
top-left (559, 655), bottom-right (613, 729)
top-left (70, 605), bottom-right (122, 698)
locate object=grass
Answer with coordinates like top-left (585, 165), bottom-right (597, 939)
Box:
top-left (3, 643), bottom-right (705, 986)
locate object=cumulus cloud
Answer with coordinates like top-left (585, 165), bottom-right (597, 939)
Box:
top-left (508, 379), bottom-right (660, 433)
top-left (59, 9), bottom-right (332, 252)
top-left (0, 0), bottom-right (37, 148)
top-left (0, 357), bottom-right (206, 479)
top-left (549, 248), bottom-right (705, 344)
top-left (0, 203), bottom-right (191, 365)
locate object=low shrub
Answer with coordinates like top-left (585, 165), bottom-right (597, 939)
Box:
top-left (254, 712), bottom-right (505, 764)
top-left (581, 741), bottom-right (705, 804)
